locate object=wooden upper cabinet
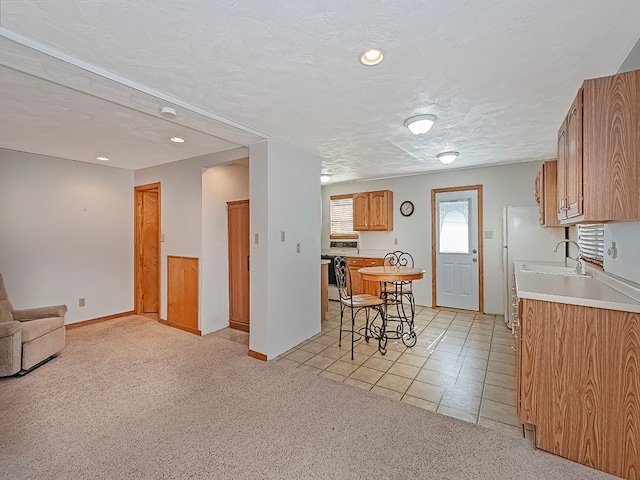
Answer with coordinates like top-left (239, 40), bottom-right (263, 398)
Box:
top-left (536, 160), bottom-right (560, 227)
top-left (557, 68), bottom-right (640, 224)
top-left (565, 90), bottom-right (583, 219)
top-left (582, 69), bottom-right (640, 222)
top-left (556, 89), bottom-right (583, 222)
top-left (353, 193), bottom-right (369, 230)
top-left (556, 118), bottom-right (568, 221)
top-left (353, 190), bottom-right (393, 231)
top-left (368, 190), bottom-right (393, 230)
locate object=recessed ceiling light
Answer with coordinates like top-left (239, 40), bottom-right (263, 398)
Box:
top-left (437, 151), bottom-right (459, 165)
top-left (359, 48), bottom-right (384, 66)
top-left (320, 174), bottom-right (332, 184)
top-left (404, 114), bottom-right (437, 135)
top-left (96, 156), bottom-right (109, 161)
top-left (170, 137), bottom-right (185, 143)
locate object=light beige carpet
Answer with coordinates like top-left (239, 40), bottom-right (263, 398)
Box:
top-left (0, 316), bottom-right (614, 479)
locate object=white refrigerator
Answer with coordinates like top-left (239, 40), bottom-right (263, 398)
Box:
top-left (501, 206), bottom-right (565, 329)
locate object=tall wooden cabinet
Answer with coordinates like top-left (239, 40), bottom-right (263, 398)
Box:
top-left (227, 200), bottom-right (250, 332)
top-left (556, 68), bottom-right (640, 224)
top-left (353, 190), bottom-right (393, 231)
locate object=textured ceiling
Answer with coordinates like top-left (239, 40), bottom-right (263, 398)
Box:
top-left (0, 65), bottom-right (243, 170)
top-left (1, 1), bottom-right (639, 181)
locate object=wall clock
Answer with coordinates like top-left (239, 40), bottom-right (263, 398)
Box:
top-left (400, 201), bottom-right (414, 217)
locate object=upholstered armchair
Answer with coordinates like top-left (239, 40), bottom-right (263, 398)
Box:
top-left (0, 273), bottom-right (67, 376)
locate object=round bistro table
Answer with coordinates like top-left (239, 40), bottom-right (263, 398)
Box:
top-left (358, 266), bottom-right (425, 353)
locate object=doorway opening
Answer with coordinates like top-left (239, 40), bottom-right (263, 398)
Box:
top-left (431, 185), bottom-right (484, 312)
top-left (134, 182), bottom-right (161, 318)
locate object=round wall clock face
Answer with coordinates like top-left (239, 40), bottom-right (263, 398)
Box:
top-left (400, 201), bottom-right (414, 217)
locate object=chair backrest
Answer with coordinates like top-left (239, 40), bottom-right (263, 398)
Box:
top-left (333, 256), bottom-right (351, 301)
top-left (383, 251), bottom-right (414, 268)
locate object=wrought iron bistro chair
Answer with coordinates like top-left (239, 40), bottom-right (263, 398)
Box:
top-left (381, 250), bottom-right (416, 323)
top-left (334, 256), bottom-right (386, 359)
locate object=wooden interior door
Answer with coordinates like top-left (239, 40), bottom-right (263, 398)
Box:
top-left (228, 200), bottom-right (250, 331)
top-left (167, 256), bottom-right (199, 334)
top-left (135, 183), bottom-right (160, 316)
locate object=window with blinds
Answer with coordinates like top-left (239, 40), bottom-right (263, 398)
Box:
top-left (330, 195), bottom-right (357, 238)
top-left (577, 224), bottom-right (605, 266)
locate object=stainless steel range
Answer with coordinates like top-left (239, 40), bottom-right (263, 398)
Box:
top-left (321, 241), bottom-right (358, 300)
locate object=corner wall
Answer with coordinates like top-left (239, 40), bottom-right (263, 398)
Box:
top-left (0, 149), bottom-right (134, 324)
top-left (250, 139), bottom-right (321, 358)
top-left (201, 162), bottom-right (249, 334)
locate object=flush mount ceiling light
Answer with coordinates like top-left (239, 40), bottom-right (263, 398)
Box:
top-left (170, 136), bottom-right (185, 143)
top-left (437, 151), bottom-right (459, 165)
top-left (160, 106), bottom-right (177, 119)
top-left (359, 48), bottom-right (384, 66)
top-left (404, 114), bottom-right (437, 135)
top-left (320, 174), bottom-right (332, 184)
top-left (96, 156), bottom-right (109, 161)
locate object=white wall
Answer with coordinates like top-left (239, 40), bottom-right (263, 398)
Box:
top-left (602, 222), bottom-right (640, 285)
top-left (0, 149), bottom-right (133, 324)
top-left (322, 161), bottom-right (544, 314)
top-left (250, 139), bottom-right (322, 358)
top-left (201, 161), bottom-right (249, 334)
top-left (134, 147), bottom-right (249, 323)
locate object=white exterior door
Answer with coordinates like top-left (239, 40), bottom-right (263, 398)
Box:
top-left (435, 189), bottom-right (479, 311)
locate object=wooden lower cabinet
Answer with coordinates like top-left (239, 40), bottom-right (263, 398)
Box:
top-left (228, 200), bottom-right (250, 332)
top-left (346, 257), bottom-right (383, 296)
top-left (518, 298), bottom-right (640, 479)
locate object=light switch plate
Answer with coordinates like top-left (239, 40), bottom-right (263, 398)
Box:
top-left (296, 243), bottom-right (301, 253)
top-left (254, 233), bottom-right (259, 244)
top-left (484, 231), bottom-right (493, 239)
top-left (280, 231), bottom-right (286, 242)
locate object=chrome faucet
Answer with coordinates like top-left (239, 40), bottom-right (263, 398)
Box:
top-left (553, 240), bottom-right (584, 275)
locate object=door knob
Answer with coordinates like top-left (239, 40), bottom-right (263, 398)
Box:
top-left (472, 249), bottom-right (477, 254)
top-left (472, 258), bottom-right (477, 263)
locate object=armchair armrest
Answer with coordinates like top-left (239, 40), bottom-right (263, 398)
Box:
top-left (12, 304), bottom-right (68, 321)
top-left (0, 321), bottom-right (21, 337)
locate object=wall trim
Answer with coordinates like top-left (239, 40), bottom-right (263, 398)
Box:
top-left (159, 318), bottom-right (202, 336)
top-left (65, 311), bottom-right (135, 329)
top-left (248, 350), bottom-right (267, 361)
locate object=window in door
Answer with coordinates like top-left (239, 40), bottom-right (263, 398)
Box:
top-left (438, 199), bottom-right (470, 254)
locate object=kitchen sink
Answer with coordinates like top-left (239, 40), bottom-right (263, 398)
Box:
top-left (519, 263), bottom-right (590, 277)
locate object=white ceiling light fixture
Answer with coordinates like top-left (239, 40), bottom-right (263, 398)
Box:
top-left (96, 156), bottom-right (109, 161)
top-left (320, 174), bottom-right (332, 184)
top-left (160, 106), bottom-right (177, 119)
top-left (404, 114), bottom-right (437, 135)
top-left (437, 151), bottom-right (459, 165)
top-left (359, 48), bottom-right (384, 66)
top-left (170, 136), bottom-right (185, 143)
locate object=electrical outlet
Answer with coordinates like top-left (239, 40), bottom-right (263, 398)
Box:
top-left (254, 233), bottom-right (259, 244)
top-left (394, 238), bottom-right (398, 245)
top-left (484, 231), bottom-right (493, 239)
top-left (280, 231), bottom-right (286, 242)
top-left (79, 298), bottom-right (85, 307)
top-left (296, 243), bottom-right (301, 253)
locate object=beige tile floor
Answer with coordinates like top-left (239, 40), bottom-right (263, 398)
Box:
top-left (215, 301), bottom-right (523, 439)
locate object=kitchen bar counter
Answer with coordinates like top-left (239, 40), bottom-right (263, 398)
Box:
top-left (514, 260), bottom-right (640, 312)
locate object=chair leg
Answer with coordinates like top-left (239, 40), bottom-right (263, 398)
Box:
top-left (350, 308), bottom-right (356, 360)
top-left (338, 303), bottom-right (344, 347)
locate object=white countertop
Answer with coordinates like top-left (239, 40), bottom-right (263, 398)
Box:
top-left (515, 260), bottom-right (640, 313)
